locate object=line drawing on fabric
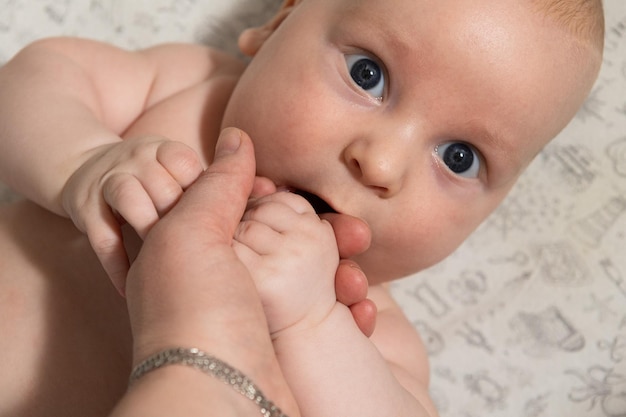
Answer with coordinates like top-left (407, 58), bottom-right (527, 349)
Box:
top-left (510, 306), bottom-right (585, 357)
top-left (523, 393), bottom-right (551, 417)
top-left (617, 100), bottom-right (626, 118)
top-left (535, 241), bottom-right (591, 287)
top-left (456, 322), bottom-right (494, 354)
top-left (413, 320), bottom-right (445, 356)
top-left (605, 16), bottom-right (626, 52)
top-left (0, 0), bottom-right (17, 32)
top-left (157, 0), bottom-right (198, 15)
top-left (44, 0), bottom-right (70, 25)
top-left (541, 144), bottom-right (598, 192)
top-left (600, 258), bottom-right (626, 299)
top-left (488, 250), bottom-right (529, 266)
top-left (434, 367), bottom-right (458, 384)
top-left (576, 85), bottom-right (606, 122)
top-left (464, 372), bottom-right (508, 410)
top-left (132, 12), bottom-right (162, 34)
top-left (567, 365), bottom-right (626, 417)
top-left (598, 335), bottom-right (626, 363)
top-left (483, 195), bottom-right (531, 239)
top-left (87, 0), bottom-right (121, 29)
top-left (448, 270), bottom-right (488, 306)
top-left (406, 283), bottom-right (451, 318)
top-left (571, 196), bottom-right (626, 247)
top-left (606, 137), bottom-right (626, 177)
top-left (584, 293), bottom-right (619, 323)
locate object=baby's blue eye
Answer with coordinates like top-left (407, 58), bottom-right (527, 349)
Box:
top-left (436, 142), bottom-right (480, 178)
top-left (345, 54), bottom-right (385, 99)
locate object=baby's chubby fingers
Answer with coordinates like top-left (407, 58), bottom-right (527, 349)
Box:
top-left (83, 207), bottom-right (130, 296)
top-left (155, 140), bottom-right (204, 188)
top-left (234, 196), bottom-right (317, 258)
top-left (246, 189), bottom-right (315, 214)
top-left (102, 172), bottom-right (160, 239)
top-left (234, 219), bottom-right (284, 257)
top-left (251, 176), bottom-right (277, 199)
top-left (140, 140), bottom-right (204, 215)
top-left (241, 191), bottom-right (319, 234)
top-left (135, 163), bottom-right (186, 217)
top-left (106, 139), bottom-right (203, 229)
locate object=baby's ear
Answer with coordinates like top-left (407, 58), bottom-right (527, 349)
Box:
top-left (238, 0), bottom-right (300, 57)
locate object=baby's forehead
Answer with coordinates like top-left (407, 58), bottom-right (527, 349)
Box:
top-left (328, 0), bottom-right (547, 50)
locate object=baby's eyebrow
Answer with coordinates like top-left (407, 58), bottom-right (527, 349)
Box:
top-left (480, 127), bottom-right (509, 156)
top-left (334, 5), bottom-right (416, 62)
top-left (472, 125), bottom-right (526, 187)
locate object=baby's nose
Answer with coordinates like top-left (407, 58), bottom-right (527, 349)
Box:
top-left (343, 139), bottom-right (408, 198)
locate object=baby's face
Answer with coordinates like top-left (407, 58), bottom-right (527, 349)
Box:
top-left (222, 0), bottom-right (599, 284)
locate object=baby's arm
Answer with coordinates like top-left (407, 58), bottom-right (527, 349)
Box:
top-left (273, 289), bottom-right (439, 417)
top-left (0, 38), bottom-right (227, 288)
top-left (234, 192), bottom-right (439, 416)
top-left (0, 37), bottom-right (215, 214)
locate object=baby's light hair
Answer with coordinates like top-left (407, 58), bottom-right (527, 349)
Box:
top-left (532, 0), bottom-right (605, 51)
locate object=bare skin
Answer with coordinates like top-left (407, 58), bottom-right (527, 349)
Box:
top-left (0, 49), bottom-right (428, 416)
top-left (0, 0), bottom-right (602, 415)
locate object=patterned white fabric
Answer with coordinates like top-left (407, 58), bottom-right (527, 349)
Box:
top-left (1, 1), bottom-right (624, 416)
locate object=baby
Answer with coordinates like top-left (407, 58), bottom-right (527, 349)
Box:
top-left (0, 0), bottom-right (604, 416)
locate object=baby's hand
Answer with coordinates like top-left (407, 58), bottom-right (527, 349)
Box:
top-left (61, 136), bottom-right (203, 294)
top-left (233, 191), bottom-right (339, 336)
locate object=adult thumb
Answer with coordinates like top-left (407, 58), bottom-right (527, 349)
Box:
top-left (162, 128), bottom-right (257, 240)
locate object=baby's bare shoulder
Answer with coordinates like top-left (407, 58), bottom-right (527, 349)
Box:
top-left (369, 284), bottom-right (439, 415)
top-left (369, 284), bottom-right (432, 391)
top-left (139, 42), bottom-right (246, 102)
top-left (121, 44), bottom-right (245, 158)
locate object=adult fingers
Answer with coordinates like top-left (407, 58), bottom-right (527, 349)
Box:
top-left (319, 213), bottom-right (371, 259)
top-left (335, 259), bottom-right (377, 337)
top-left (335, 259), bottom-right (368, 304)
top-left (349, 299), bottom-right (377, 338)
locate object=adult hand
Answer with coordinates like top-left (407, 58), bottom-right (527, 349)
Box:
top-left (322, 213), bottom-right (377, 337)
top-left (117, 128), bottom-right (299, 416)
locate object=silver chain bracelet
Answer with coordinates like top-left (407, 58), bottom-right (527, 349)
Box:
top-left (129, 347), bottom-right (289, 417)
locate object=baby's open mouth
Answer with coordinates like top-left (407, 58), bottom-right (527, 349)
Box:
top-left (293, 190), bottom-right (337, 214)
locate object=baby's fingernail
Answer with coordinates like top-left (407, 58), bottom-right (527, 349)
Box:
top-left (215, 128), bottom-right (242, 157)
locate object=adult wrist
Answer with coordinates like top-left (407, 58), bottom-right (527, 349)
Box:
top-left (129, 321), bottom-right (298, 416)
top-left (129, 347), bottom-right (289, 417)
